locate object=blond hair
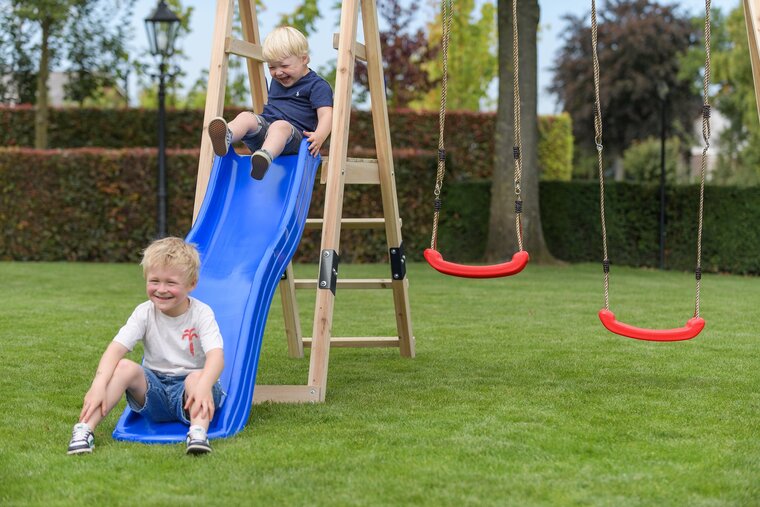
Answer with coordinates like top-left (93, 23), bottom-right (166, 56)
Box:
top-left (263, 26), bottom-right (309, 62)
top-left (140, 237), bottom-right (200, 285)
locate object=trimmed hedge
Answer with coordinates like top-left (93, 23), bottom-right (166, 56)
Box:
top-left (540, 181), bottom-right (760, 275)
top-left (0, 107), bottom-right (574, 183)
top-left (2, 148), bottom-right (755, 274)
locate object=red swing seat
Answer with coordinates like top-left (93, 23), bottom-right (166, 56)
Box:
top-left (598, 309), bottom-right (705, 342)
top-left (424, 249), bottom-right (529, 279)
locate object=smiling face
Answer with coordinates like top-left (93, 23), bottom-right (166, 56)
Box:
top-left (267, 54), bottom-right (309, 88)
top-left (145, 266), bottom-right (196, 317)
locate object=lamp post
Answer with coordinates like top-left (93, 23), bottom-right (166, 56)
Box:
top-left (145, 1), bottom-right (180, 238)
top-left (656, 80), bottom-right (669, 270)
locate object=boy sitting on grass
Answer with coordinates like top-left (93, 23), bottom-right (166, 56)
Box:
top-left (207, 25), bottom-right (333, 180)
top-left (68, 237), bottom-right (225, 456)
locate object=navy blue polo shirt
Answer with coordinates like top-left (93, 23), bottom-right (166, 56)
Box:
top-left (262, 69), bottom-right (333, 134)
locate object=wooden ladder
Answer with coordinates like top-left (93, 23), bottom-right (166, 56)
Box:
top-left (194, 0), bottom-right (414, 405)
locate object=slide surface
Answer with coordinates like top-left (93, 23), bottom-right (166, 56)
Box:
top-left (113, 140), bottom-right (319, 443)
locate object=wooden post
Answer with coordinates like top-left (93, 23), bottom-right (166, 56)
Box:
top-left (744, 0), bottom-right (760, 123)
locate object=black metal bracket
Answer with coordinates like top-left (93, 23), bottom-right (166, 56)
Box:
top-left (318, 249), bottom-right (339, 295)
top-left (389, 243), bottom-right (407, 281)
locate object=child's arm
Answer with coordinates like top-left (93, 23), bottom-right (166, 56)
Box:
top-left (80, 341), bottom-right (129, 423)
top-left (303, 106), bottom-right (333, 156)
top-left (184, 348), bottom-right (224, 420)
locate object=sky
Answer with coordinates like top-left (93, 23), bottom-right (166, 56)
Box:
top-left (131, 0), bottom-right (739, 114)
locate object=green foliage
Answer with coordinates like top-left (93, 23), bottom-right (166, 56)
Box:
top-left (538, 113), bottom-right (573, 181)
top-left (420, 0), bottom-right (497, 111)
top-left (706, 4), bottom-right (760, 185)
top-left (622, 136), bottom-right (687, 184)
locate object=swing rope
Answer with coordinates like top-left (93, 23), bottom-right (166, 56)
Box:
top-left (425, 0), bottom-right (528, 278)
top-left (591, 0), bottom-right (710, 341)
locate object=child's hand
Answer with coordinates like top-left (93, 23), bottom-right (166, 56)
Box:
top-left (184, 384), bottom-right (215, 421)
top-left (303, 130), bottom-right (326, 156)
top-left (80, 385), bottom-right (107, 423)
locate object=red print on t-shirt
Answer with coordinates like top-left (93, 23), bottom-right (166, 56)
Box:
top-left (182, 328), bottom-right (199, 356)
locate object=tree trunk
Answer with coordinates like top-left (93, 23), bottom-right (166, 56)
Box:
top-left (34, 15), bottom-right (51, 149)
top-left (486, 0), bottom-right (553, 263)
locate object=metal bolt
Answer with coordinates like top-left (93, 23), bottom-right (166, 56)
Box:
top-left (323, 251), bottom-right (330, 258)
top-left (320, 281), bottom-right (327, 287)
top-left (394, 274), bottom-right (399, 279)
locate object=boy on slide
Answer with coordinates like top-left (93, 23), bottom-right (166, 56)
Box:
top-left (207, 26), bottom-right (333, 180)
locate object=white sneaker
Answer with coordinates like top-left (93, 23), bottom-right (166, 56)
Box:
top-left (208, 117), bottom-right (232, 156)
top-left (186, 426), bottom-right (212, 455)
top-left (67, 423), bottom-right (94, 455)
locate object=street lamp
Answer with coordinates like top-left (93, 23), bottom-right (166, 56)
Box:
top-left (656, 80), bottom-right (669, 270)
top-left (145, 1), bottom-right (180, 238)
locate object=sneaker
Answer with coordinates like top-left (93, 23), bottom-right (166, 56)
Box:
top-left (67, 423), bottom-right (94, 455)
top-left (186, 426), bottom-right (212, 455)
top-left (250, 149), bottom-right (273, 180)
top-left (208, 117), bottom-right (232, 157)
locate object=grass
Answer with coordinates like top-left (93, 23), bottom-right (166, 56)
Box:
top-left (1, 261), bottom-right (759, 506)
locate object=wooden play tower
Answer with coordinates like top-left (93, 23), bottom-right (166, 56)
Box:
top-left (193, 0), bottom-right (415, 403)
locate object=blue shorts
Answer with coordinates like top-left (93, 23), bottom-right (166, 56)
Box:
top-left (126, 367), bottom-right (226, 424)
top-left (240, 112), bottom-right (303, 155)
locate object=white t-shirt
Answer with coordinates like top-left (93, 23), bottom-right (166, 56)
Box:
top-left (113, 297), bottom-right (223, 376)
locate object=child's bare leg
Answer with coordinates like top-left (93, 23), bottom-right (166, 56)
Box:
top-left (250, 120), bottom-right (292, 180)
top-left (260, 120), bottom-right (293, 159)
top-left (183, 371), bottom-right (212, 431)
top-left (81, 359), bottom-right (147, 430)
top-left (227, 111), bottom-right (262, 144)
top-left (208, 112), bottom-right (262, 156)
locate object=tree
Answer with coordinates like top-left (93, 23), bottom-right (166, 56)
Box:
top-left (485, 0), bottom-right (553, 263)
top-left (353, 0), bottom-right (438, 109)
top-left (0, 6), bottom-right (37, 104)
top-left (3, 0), bottom-right (136, 147)
top-left (421, 0), bottom-right (497, 111)
top-left (703, 5), bottom-right (760, 185)
top-left (550, 0), bottom-right (700, 180)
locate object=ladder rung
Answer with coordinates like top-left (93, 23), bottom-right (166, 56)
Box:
top-left (303, 337), bottom-right (400, 348)
top-left (321, 157), bottom-right (380, 185)
top-left (294, 278), bottom-right (394, 289)
top-left (332, 33), bottom-right (367, 62)
top-left (305, 218), bottom-right (385, 230)
top-left (225, 38), bottom-right (264, 61)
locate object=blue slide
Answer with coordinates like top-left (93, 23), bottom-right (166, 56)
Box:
top-left (113, 140), bottom-right (319, 443)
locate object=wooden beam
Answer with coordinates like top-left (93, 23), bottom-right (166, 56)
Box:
top-left (305, 218), bottom-right (386, 230)
top-left (193, 0), bottom-right (234, 222)
top-left (320, 157), bottom-right (380, 184)
top-left (332, 33), bottom-right (367, 62)
top-left (294, 278), bottom-right (395, 289)
top-left (225, 37), bottom-right (265, 61)
top-left (253, 385), bottom-right (321, 404)
top-left (303, 337), bottom-right (400, 348)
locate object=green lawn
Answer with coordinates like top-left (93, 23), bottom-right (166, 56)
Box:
top-left (1, 261), bottom-right (758, 506)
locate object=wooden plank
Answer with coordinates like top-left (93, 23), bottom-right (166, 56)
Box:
top-left (303, 337), bottom-right (400, 348)
top-left (332, 33), bottom-right (367, 62)
top-left (225, 37), bottom-right (265, 61)
top-left (194, 0), bottom-right (234, 222)
top-left (294, 278), bottom-right (394, 289)
top-left (253, 385), bottom-right (321, 404)
top-left (320, 157), bottom-right (380, 184)
top-left (305, 218), bottom-right (386, 230)
top-left (744, 0), bottom-right (760, 123)
top-left (278, 263), bottom-right (303, 358)
top-left (308, 0), bottom-right (361, 401)
top-left (238, 0), bottom-right (267, 112)
top-left (361, 0), bottom-right (415, 358)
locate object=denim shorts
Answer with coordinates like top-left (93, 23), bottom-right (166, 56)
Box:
top-left (126, 367), bottom-right (226, 424)
top-left (240, 112), bottom-right (303, 155)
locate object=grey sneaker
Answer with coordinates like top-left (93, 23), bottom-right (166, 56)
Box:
top-left (67, 423), bottom-right (94, 455)
top-left (186, 426), bottom-right (212, 455)
top-left (208, 117), bottom-right (232, 156)
top-left (250, 149), bottom-right (273, 180)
